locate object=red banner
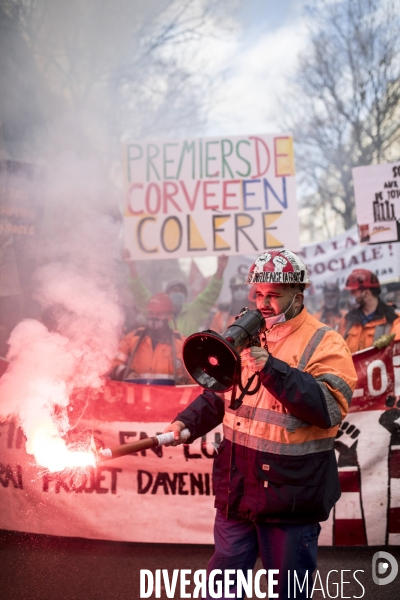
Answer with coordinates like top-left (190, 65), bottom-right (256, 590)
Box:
top-left (351, 341), bottom-right (400, 411)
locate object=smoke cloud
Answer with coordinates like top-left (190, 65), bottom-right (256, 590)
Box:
top-left (0, 0), bottom-right (236, 469)
top-left (0, 152), bottom-right (125, 469)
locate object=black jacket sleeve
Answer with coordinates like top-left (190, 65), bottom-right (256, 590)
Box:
top-left (259, 355), bottom-right (332, 429)
top-left (174, 390), bottom-right (225, 442)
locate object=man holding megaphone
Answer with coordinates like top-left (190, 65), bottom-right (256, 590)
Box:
top-left (163, 249), bottom-right (357, 600)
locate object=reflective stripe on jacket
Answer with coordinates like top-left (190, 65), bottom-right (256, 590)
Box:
top-left (176, 307), bottom-right (357, 523)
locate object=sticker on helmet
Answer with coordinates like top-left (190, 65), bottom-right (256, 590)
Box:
top-left (272, 255), bottom-right (287, 272)
top-left (248, 271), bottom-right (305, 284)
top-left (245, 249), bottom-right (310, 286)
top-left (254, 253), bottom-right (272, 274)
top-left (280, 249), bottom-right (297, 271)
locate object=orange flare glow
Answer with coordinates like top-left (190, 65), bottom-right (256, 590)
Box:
top-left (31, 428), bottom-right (96, 472)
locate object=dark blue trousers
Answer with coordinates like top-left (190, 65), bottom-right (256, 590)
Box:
top-left (206, 510), bottom-right (321, 599)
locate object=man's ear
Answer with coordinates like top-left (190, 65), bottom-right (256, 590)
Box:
top-left (294, 293), bottom-right (304, 309)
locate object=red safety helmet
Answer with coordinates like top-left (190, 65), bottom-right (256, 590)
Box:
top-left (146, 293), bottom-right (174, 316)
top-left (246, 250), bottom-right (311, 288)
top-left (344, 269), bottom-right (380, 291)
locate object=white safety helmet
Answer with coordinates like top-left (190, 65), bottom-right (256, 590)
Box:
top-left (246, 249), bottom-right (311, 288)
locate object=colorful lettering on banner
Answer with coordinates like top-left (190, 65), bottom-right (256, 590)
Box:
top-left (123, 135), bottom-right (300, 259)
top-left (1, 344), bottom-right (400, 545)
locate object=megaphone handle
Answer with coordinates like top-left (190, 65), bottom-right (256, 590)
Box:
top-left (238, 372), bottom-right (258, 401)
top-left (238, 370), bottom-right (262, 396)
top-left (230, 371), bottom-right (262, 410)
top-left (228, 360), bottom-right (242, 410)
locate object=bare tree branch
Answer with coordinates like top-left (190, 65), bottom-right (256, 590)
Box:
top-left (288, 0), bottom-right (400, 237)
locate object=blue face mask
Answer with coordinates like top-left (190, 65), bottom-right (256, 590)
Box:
top-left (169, 292), bottom-right (186, 310)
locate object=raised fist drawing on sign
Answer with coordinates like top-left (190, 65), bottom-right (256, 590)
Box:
top-left (272, 255), bottom-right (287, 272)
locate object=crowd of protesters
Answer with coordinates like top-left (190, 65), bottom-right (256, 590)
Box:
top-left (1, 253), bottom-right (399, 379)
top-left (108, 254), bottom-right (400, 385)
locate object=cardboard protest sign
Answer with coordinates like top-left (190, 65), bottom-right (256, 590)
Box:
top-left (123, 134), bottom-right (300, 259)
top-left (353, 162), bottom-right (400, 244)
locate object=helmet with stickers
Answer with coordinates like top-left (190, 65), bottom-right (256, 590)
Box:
top-left (246, 249), bottom-right (311, 288)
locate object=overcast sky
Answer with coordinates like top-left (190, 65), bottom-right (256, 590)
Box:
top-left (204, 0), bottom-right (310, 136)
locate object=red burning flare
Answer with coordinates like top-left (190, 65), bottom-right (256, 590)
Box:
top-left (30, 427), bottom-right (96, 472)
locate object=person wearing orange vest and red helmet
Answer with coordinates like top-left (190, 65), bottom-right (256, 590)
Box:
top-left (338, 269), bottom-right (400, 353)
top-left (122, 249), bottom-right (229, 337)
top-left (163, 249), bottom-right (357, 599)
top-left (313, 282), bottom-right (346, 330)
top-left (111, 293), bottom-right (191, 385)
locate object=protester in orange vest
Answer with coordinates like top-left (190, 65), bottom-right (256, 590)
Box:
top-left (338, 269), bottom-right (400, 352)
top-left (164, 249), bottom-right (357, 599)
top-left (313, 282), bottom-right (345, 330)
top-left (111, 293), bottom-right (190, 385)
top-left (122, 249), bottom-right (228, 337)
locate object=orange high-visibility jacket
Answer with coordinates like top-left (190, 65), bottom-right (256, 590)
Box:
top-left (176, 307), bottom-right (357, 523)
top-left (113, 327), bottom-right (188, 384)
top-left (338, 301), bottom-right (400, 352)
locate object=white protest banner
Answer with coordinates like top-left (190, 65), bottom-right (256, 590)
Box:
top-left (1, 359), bottom-right (400, 547)
top-left (0, 418), bottom-right (222, 544)
top-left (353, 161), bottom-right (400, 244)
top-left (298, 225), bottom-right (400, 295)
top-left (123, 134), bottom-right (300, 259)
top-left (0, 380), bottom-right (220, 545)
top-left (216, 226), bottom-right (399, 303)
